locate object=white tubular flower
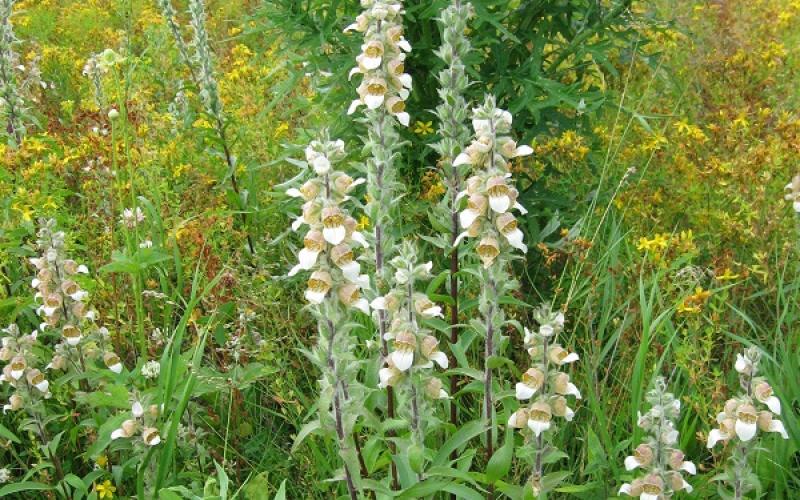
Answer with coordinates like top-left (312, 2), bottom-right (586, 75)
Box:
top-left (784, 174), bottom-right (800, 212)
top-left (495, 212), bottom-right (527, 253)
top-left (753, 381), bottom-right (781, 414)
top-left (515, 367), bottom-right (544, 400)
top-left (111, 419), bottom-right (138, 440)
top-left (390, 330), bottom-right (416, 371)
top-left (26, 369), bottom-right (49, 393)
top-left (485, 176), bottom-right (512, 214)
top-left (62, 324), bottom-right (82, 347)
top-left (459, 193), bottom-right (487, 229)
top-left (9, 356), bottom-right (25, 380)
top-left (734, 352), bottom-right (753, 374)
top-left (476, 236), bottom-right (500, 268)
top-left (550, 395), bottom-right (575, 421)
top-left (321, 206), bottom-right (347, 245)
top-left (338, 283), bottom-right (370, 314)
top-left (668, 450), bottom-right (696, 475)
top-left (330, 243), bottom-right (361, 283)
top-left (552, 372), bottom-right (582, 399)
top-left (143, 427), bottom-right (161, 446)
top-left (757, 411), bottom-right (789, 439)
top-left (526, 401), bottom-right (552, 437)
top-left (379, 362), bottom-right (404, 389)
top-left (734, 402), bottom-right (758, 441)
top-left (624, 444), bottom-right (654, 471)
top-left (424, 377), bottom-right (448, 400)
top-left (507, 407), bottom-right (529, 429)
top-left (304, 270), bottom-right (332, 304)
top-left (547, 345), bottom-right (579, 365)
top-left (103, 352), bottom-right (123, 374)
top-left (132, 401), bottom-right (144, 418)
top-left (414, 296), bottom-right (442, 319)
top-left (358, 40), bottom-right (384, 70)
top-left (289, 230), bottom-right (326, 277)
top-left (420, 335), bottom-right (448, 369)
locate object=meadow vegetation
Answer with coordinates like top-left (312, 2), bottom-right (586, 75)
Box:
top-left (0, 0), bottom-right (798, 498)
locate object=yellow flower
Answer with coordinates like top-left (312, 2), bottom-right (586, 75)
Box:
top-left (94, 480), bottom-right (116, 499)
top-left (716, 268), bottom-right (740, 282)
top-left (413, 121), bottom-right (434, 136)
top-left (95, 455), bottom-right (108, 468)
top-left (356, 215), bottom-right (370, 231)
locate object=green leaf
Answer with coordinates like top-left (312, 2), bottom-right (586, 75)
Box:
top-left (272, 479), bottom-right (287, 500)
top-left (291, 419), bottom-right (321, 453)
top-left (85, 384), bottom-right (131, 409)
top-left (433, 420), bottom-right (485, 466)
top-left (485, 431), bottom-right (513, 484)
top-left (0, 482), bottom-right (53, 496)
top-left (0, 422), bottom-right (20, 443)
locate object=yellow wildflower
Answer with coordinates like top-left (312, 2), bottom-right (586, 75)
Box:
top-left (94, 480), bottom-right (116, 499)
top-left (413, 121), bottom-right (434, 135)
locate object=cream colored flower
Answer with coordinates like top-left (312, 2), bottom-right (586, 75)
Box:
top-left (526, 401), bottom-right (552, 436)
top-left (420, 335), bottom-right (448, 369)
top-left (305, 270), bottom-right (332, 304)
top-left (390, 331), bottom-right (416, 371)
top-left (515, 367), bottom-right (544, 400)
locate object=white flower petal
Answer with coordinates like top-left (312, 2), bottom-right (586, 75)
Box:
top-left (351, 231), bottom-right (369, 248)
top-left (362, 55), bottom-right (381, 70)
top-left (132, 401), bottom-right (144, 418)
top-left (340, 261), bottom-right (361, 283)
top-left (514, 202), bottom-right (528, 215)
top-left (489, 195), bottom-right (511, 214)
top-left (764, 396), bottom-right (781, 415)
top-left (111, 429), bottom-right (126, 440)
top-left (35, 380), bottom-right (49, 393)
top-left (370, 297), bottom-right (386, 310)
top-left (77, 265), bottom-right (89, 274)
top-left (504, 228), bottom-right (527, 253)
top-left (618, 484), bottom-right (632, 496)
top-left (347, 100), bottom-right (362, 115)
top-left (108, 363), bottom-right (122, 374)
top-left (423, 306), bottom-right (443, 318)
top-left (353, 298), bottom-right (370, 314)
top-left (396, 112), bottom-right (410, 127)
top-left (286, 188), bottom-right (303, 198)
top-left (769, 419), bottom-right (789, 439)
top-left (681, 461), bottom-right (697, 475)
top-left (378, 367), bottom-right (393, 388)
top-left (430, 351), bottom-right (449, 369)
top-left (391, 350), bottom-right (414, 372)
top-left (514, 145), bottom-right (533, 157)
top-left (565, 382), bottom-right (582, 399)
top-left (312, 156), bottom-right (330, 175)
top-left (735, 419), bottom-right (757, 442)
top-left (323, 226), bottom-right (346, 245)
top-left (304, 289), bottom-right (327, 304)
top-left (707, 428), bottom-right (727, 448)
top-left (453, 152), bottom-right (471, 167)
top-left (453, 231), bottom-right (470, 247)
top-left (459, 209), bottom-right (480, 229)
top-left (398, 74), bottom-right (412, 89)
top-left (515, 382), bottom-right (536, 400)
top-left (348, 67), bottom-right (361, 80)
top-left (364, 94), bottom-right (384, 109)
top-left (624, 456), bottom-right (641, 471)
top-left (527, 419), bottom-right (550, 437)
